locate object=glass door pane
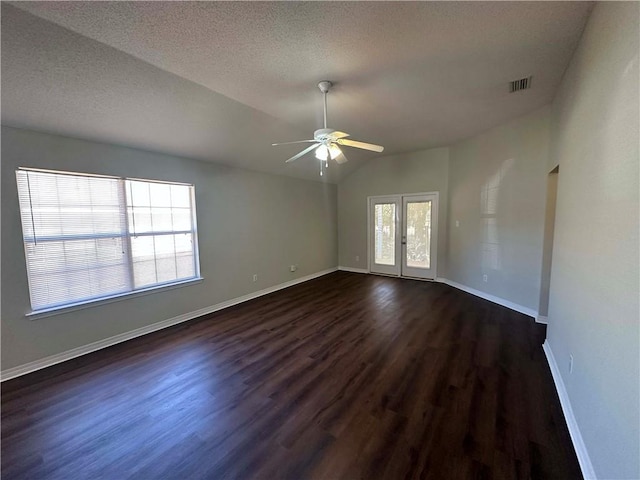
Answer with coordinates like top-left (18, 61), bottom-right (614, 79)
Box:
top-left (405, 200), bottom-right (431, 269)
top-left (401, 193), bottom-right (438, 279)
top-left (374, 203), bottom-right (396, 265)
top-left (369, 196), bottom-right (401, 276)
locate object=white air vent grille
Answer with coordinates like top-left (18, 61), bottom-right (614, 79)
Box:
top-left (509, 76), bottom-right (532, 93)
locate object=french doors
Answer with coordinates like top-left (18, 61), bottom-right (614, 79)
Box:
top-left (368, 193), bottom-right (438, 279)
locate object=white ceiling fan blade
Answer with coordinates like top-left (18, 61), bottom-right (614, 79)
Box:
top-left (285, 143), bottom-right (320, 163)
top-left (334, 146), bottom-right (348, 164)
top-left (337, 138), bottom-right (384, 153)
top-left (272, 140), bottom-right (316, 146)
top-left (328, 131), bottom-right (350, 140)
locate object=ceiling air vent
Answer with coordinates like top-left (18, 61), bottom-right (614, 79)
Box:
top-left (509, 76), bottom-right (532, 93)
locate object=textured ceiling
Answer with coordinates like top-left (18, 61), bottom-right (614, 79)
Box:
top-left (2, 2), bottom-right (593, 183)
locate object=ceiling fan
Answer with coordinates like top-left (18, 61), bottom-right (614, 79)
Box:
top-left (272, 81), bottom-right (384, 175)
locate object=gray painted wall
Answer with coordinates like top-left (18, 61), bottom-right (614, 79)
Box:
top-left (337, 148), bottom-right (449, 274)
top-left (1, 126), bottom-right (338, 371)
top-left (446, 107), bottom-right (551, 311)
top-left (337, 107), bottom-right (551, 315)
top-left (547, 2), bottom-right (639, 478)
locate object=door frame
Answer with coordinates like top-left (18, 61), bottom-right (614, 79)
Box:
top-left (367, 191), bottom-right (439, 280)
top-left (367, 194), bottom-right (402, 276)
top-left (401, 193), bottom-right (439, 279)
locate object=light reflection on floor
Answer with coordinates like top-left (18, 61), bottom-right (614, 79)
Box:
top-left (366, 277), bottom-right (405, 338)
top-left (41, 341), bottom-right (224, 467)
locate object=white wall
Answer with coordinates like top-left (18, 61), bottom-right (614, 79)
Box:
top-left (337, 148), bottom-right (449, 273)
top-left (446, 106), bottom-right (551, 312)
top-left (1, 126), bottom-right (338, 371)
top-left (546, 2), bottom-right (639, 478)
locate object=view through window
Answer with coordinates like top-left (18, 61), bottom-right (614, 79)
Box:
top-left (16, 168), bottom-right (200, 312)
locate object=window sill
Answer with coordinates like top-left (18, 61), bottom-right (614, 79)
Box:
top-left (26, 277), bottom-right (204, 320)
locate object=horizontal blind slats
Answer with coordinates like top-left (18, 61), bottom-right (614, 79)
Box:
top-left (16, 170), bottom-right (199, 312)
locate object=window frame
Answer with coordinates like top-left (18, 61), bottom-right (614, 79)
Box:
top-left (16, 167), bottom-right (203, 318)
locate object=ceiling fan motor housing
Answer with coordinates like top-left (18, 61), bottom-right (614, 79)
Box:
top-left (314, 128), bottom-right (336, 141)
top-left (318, 81), bottom-right (332, 93)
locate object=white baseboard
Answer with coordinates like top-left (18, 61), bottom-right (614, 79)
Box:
top-left (338, 266), bottom-right (369, 274)
top-left (543, 340), bottom-right (597, 479)
top-left (536, 315), bottom-right (548, 324)
top-left (0, 267), bottom-right (338, 382)
top-left (436, 277), bottom-right (537, 319)
top-left (335, 271), bottom-right (537, 319)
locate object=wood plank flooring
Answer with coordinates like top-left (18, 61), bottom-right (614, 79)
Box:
top-left (1, 272), bottom-right (581, 479)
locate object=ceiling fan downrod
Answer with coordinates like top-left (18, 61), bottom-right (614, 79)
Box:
top-left (318, 81), bottom-right (332, 130)
top-left (318, 81), bottom-right (332, 176)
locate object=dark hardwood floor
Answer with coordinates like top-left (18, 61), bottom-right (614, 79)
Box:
top-left (1, 272), bottom-right (581, 479)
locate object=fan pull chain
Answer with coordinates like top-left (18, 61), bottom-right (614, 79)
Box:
top-left (319, 157), bottom-right (329, 176)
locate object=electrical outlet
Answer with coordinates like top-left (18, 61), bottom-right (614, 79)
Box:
top-left (290, 265), bottom-right (297, 272)
top-left (569, 354), bottom-right (574, 373)
top-left (482, 274), bottom-right (488, 283)
top-left (455, 220), bottom-right (460, 228)
top-left (355, 255), bottom-right (360, 262)
top-left (252, 274), bottom-right (258, 282)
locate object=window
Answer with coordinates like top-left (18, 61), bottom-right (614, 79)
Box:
top-left (16, 168), bottom-right (200, 313)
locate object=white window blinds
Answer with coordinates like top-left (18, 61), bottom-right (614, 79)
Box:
top-left (16, 169), bottom-right (200, 312)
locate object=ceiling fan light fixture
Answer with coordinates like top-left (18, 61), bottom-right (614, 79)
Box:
top-left (315, 143), bottom-right (342, 161)
top-left (315, 144), bottom-right (329, 160)
top-left (329, 144), bottom-right (342, 159)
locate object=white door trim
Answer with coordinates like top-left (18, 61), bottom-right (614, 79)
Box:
top-left (367, 191), bottom-right (439, 280)
top-left (368, 195), bottom-right (401, 276)
top-left (401, 193), bottom-right (438, 280)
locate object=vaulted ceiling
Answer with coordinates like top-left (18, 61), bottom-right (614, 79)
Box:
top-left (2, 2), bottom-right (593, 183)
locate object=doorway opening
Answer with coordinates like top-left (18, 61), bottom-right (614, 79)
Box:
top-left (538, 166), bottom-right (559, 322)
